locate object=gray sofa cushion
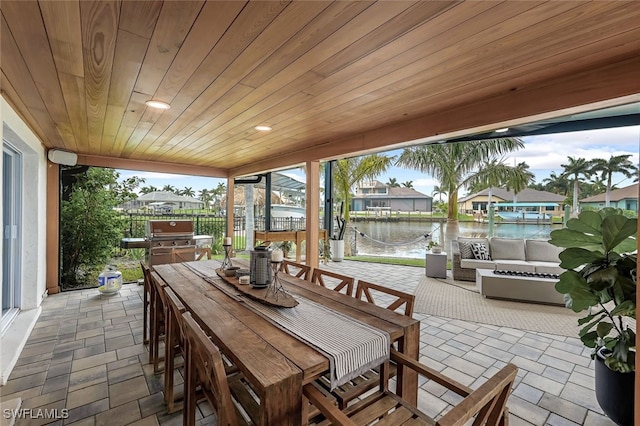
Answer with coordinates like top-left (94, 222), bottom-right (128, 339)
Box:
top-left (490, 238), bottom-right (526, 261)
top-left (526, 239), bottom-right (563, 263)
top-left (495, 261), bottom-right (536, 273)
top-left (529, 261), bottom-right (564, 275)
top-left (460, 259), bottom-right (496, 270)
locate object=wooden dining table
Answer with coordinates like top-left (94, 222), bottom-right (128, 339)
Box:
top-left (153, 260), bottom-right (420, 426)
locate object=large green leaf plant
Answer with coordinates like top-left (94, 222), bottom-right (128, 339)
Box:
top-left (549, 208), bottom-right (636, 373)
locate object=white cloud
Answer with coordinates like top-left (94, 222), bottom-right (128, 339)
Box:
top-left (503, 126), bottom-right (639, 182)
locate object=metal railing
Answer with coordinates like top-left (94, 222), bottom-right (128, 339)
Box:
top-left (117, 213), bottom-right (307, 251)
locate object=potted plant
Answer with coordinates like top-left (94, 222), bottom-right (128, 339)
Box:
top-left (278, 241), bottom-right (293, 259)
top-left (549, 208), bottom-right (636, 426)
top-left (330, 202), bottom-right (347, 262)
top-left (427, 240), bottom-right (442, 254)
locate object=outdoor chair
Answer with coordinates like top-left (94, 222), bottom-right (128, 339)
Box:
top-left (306, 349), bottom-right (517, 426)
top-left (162, 286), bottom-right (187, 413)
top-left (140, 261), bottom-right (151, 345)
top-left (182, 311), bottom-right (253, 426)
top-left (280, 259), bottom-right (313, 281)
top-left (171, 247), bottom-right (212, 263)
top-left (355, 280), bottom-right (415, 317)
top-left (318, 280), bottom-right (416, 408)
top-left (311, 269), bottom-right (355, 296)
top-left (149, 271), bottom-right (167, 373)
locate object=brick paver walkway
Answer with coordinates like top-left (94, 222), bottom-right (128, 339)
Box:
top-left (0, 260), bottom-right (615, 425)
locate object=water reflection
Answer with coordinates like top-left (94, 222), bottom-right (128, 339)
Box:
top-left (350, 221), bottom-right (561, 258)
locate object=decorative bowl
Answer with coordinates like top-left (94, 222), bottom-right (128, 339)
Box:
top-left (224, 267), bottom-right (240, 277)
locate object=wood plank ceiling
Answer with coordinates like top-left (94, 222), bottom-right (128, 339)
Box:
top-left (2, 1), bottom-right (639, 178)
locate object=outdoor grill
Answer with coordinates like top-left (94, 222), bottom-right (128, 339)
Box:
top-left (146, 220), bottom-right (196, 266)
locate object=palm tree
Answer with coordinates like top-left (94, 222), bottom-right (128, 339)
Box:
top-left (386, 178), bottom-right (400, 187)
top-left (335, 154), bottom-right (394, 254)
top-left (590, 154), bottom-right (638, 206)
top-left (584, 175), bottom-right (609, 198)
top-left (509, 161), bottom-right (535, 203)
top-left (212, 182), bottom-right (226, 210)
top-left (542, 171), bottom-right (570, 197)
top-left (162, 184), bottom-right (177, 193)
top-left (432, 185), bottom-right (446, 202)
top-left (401, 181), bottom-right (414, 188)
top-left (397, 138), bottom-right (525, 221)
top-left (468, 158), bottom-right (533, 206)
top-left (560, 156), bottom-right (593, 216)
top-left (198, 189), bottom-right (211, 210)
top-left (181, 187), bottom-right (195, 197)
top-left (139, 185), bottom-right (158, 194)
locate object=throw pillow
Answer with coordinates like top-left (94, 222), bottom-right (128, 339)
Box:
top-left (471, 242), bottom-right (491, 260)
top-left (458, 241), bottom-right (474, 259)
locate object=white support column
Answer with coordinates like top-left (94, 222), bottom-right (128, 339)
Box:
top-left (305, 161), bottom-right (320, 268)
top-left (226, 177), bottom-right (235, 251)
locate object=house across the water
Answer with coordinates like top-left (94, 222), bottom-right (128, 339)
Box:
top-left (351, 180), bottom-right (433, 212)
top-left (458, 188), bottom-right (566, 217)
top-left (580, 183), bottom-right (638, 213)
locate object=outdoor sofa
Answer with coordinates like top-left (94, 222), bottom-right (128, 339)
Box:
top-left (451, 237), bottom-right (564, 282)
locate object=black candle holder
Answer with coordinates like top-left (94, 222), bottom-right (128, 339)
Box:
top-left (221, 244), bottom-right (233, 270)
top-left (265, 261), bottom-right (289, 301)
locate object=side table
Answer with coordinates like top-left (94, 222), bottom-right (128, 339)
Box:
top-left (425, 251), bottom-right (447, 278)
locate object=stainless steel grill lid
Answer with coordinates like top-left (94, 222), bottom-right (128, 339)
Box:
top-left (146, 220), bottom-right (194, 239)
top-left (146, 220), bottom-right (196, 266)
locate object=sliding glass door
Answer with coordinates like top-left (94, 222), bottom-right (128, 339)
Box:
top-left (2, 143), bottom-right (21, 333)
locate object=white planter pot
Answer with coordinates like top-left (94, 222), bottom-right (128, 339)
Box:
top-left (329, 239), bottom-right (344, 262)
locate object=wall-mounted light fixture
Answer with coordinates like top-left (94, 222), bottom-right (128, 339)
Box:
top-left (47, 149), bottom-right (78, 166)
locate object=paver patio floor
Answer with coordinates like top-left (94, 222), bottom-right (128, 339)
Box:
top-left (0, 260), bottom-right (616, 426)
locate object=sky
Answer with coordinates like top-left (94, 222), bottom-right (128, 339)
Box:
top-left (118, 126), bottom-right (639, 198)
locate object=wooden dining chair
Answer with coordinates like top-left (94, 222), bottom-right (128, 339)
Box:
top-left (140, 261), bottom-right (151, 345)
top-left (306, 349), bottom-right (517, 426)
top-left (280, 259), bottom-right (313, 281)
top-left (320, 280), bottom-right (417, 408)
top-left (162, 286), bottom-right (187, 414)
top-left (355, 280), bottom-right (415, 317)
top-left (182, 311), bottom-right (246, 426)
top-left (311, 268), bottom-right (355, 296)
top-left (149, 271), bottom-right (167, 373)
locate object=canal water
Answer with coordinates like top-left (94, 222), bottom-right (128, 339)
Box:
top-left (350, 221), bottom-right (561, 258)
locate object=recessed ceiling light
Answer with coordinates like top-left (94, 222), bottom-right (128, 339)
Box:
top-left (495, 127), bottom-right (509, 133)
top-left (145, 100), bottom-right (171, 110)
top-left (255, 125), bottom-right (272, 131)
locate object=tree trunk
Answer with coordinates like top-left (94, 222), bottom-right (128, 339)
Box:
top-left (572, 179), bottom-right (579, 217)
top-left (448, 191), bottom-right (459, 220)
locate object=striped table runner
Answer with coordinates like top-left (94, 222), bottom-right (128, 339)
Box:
top-left (183, 261), bottom-right (390, 389)
top-left (242, 295), bottom-right (390, 390)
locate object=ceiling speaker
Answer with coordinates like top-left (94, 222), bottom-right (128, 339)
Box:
top-left (48, 149), bottom-right (77, 166)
